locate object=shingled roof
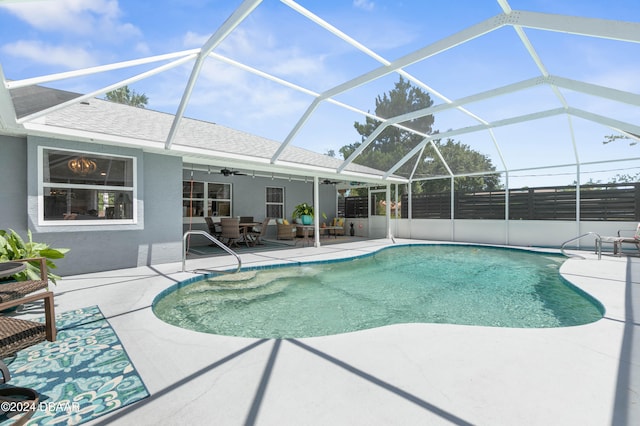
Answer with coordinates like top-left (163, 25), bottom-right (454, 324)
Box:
top-left (10, 85), bottom-right (393, 182)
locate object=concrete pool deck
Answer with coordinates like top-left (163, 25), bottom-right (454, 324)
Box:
top-left (42, 239), bottom-right (640, 424)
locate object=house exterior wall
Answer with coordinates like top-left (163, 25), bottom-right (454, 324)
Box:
top-left (1, 135), bottom-right (183, 276)
top-left (0, 135), bottom-right (27, 232)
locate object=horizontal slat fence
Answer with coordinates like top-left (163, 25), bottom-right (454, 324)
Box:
top-left (351, 182), bottom-right (639, 221)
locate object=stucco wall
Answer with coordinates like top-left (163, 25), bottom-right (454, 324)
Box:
top-left (0, 135), bottom-right (184, 276)
top-left (0, 135), bottom-right (28, 234)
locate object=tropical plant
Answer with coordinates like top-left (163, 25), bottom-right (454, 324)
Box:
top-left (0, 229), bottom-right (69, 284)
top-left (292, 202), bottom-right (314, 219)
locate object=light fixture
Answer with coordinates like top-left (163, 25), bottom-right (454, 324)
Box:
top-left (68, 156), bottom-right (97, 176)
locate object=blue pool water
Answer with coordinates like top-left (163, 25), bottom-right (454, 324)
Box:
top-left (153, 245), bottom-right (604, 338)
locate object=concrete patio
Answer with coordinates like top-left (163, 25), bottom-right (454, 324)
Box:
top-left (37, 239), bottom-right (640, 425)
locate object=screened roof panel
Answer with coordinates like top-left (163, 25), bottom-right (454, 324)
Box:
top-left (558, 89), bottom-right (640, 124)
top-left (422, 108), bottom-right (481, 135)
top-left (215, 1), bottom-right (385, 93)
top-left (0, 0), bottom-right (638, 187)
top-left (402, 27), bottom-right (540, 101)
top-left (580, 160), bottom-right (640, 184)
top-left (457, 84), bottom-right (562, 123)
top-left (290, 101), bottom-right (364, 156)
top-left (524, 29), bottom-right (640, 91)
top-left (491, 115), bottom-right (577, 170)
top-left (570, 117), bottom-right (639, 164)
top-left (508, 165), bottom-right (578, 188)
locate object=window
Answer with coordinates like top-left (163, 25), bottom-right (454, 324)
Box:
top-left (40, 148), bottom-right (136, 223)
top-left (266, 187), bottom-right (284, 218)
top-left (183, 180), bottom-right (232, 218)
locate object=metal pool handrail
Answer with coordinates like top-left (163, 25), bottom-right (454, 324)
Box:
top-left (561, 232), bottom-right (601, 260)
top-left (182, 230), bottom-right (242, 274)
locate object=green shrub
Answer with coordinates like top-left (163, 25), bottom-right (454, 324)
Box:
top-left (0, 229), bottom-right (69, 285)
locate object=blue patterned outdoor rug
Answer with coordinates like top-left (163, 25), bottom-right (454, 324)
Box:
top-left (0, 306), bottom-right (149, 425)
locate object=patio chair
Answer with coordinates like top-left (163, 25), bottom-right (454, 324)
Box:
top-left (248, 218), bottom-right (270, 245)
top-left (601, 223), bottom-right (640, 255)
top-left (276, 220), bottom-right (296, 240)
top-left (204, 217), bottom-right (222, 240)
top-left (329, 217), bottom-right (345, 236)
top-left (0, 359), bottom-right (39, 425)
top-left (220, 217), bottom-right (242, 248)
top-left (0, 290), bottom-right (57, 358)
top-left (0, 258), bottom-right (49, 306)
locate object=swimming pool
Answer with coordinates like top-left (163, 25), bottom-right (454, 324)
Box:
top-left (153, 245), bottom-right (604, 338)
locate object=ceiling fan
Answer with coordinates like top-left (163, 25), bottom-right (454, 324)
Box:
top-left (321, 178), bottom-right (340, 185)
top-left (220, 168), bottom-right (246, 176)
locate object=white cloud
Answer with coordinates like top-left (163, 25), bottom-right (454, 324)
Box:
top-left (184, 27), bottom-right (330, 81)
top-left (0, 0), bottom-right (140, 38)
top-left (1, 40), bottom-right (98, 68)
top-left (590, 68), bottom-right (640, 93)
top-left (183, 31), bottom-right (209, 48)
top-left (353, 0), bottom-right (375, 12)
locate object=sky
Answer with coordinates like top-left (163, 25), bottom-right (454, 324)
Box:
top-left (0, 0), bottom-right (639, 186)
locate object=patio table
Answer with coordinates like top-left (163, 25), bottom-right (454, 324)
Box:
top-left (0, 262), bottom-right (26, 279)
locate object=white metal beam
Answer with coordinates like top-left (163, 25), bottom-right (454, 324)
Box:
top-left (5, 49), bottom-right (200, 90)
top-left (550, 76), bottom-right (640, 106)
top-left (514, 10), bottom-right (640, 43)
top-left (17, 55), bottom-right (197, 124)
top-left (567, 107), bottom-right (640, 136)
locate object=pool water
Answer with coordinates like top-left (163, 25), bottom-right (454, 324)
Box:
top-left (153, 245), bottom-right (604, 338)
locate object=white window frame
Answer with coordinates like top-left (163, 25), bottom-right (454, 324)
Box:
top-left (265, 186), bottom-right (285, 219)
top-left (182, 180), bottom-right (233, 222)
top-left (38, 146), bottom-right (138, 226)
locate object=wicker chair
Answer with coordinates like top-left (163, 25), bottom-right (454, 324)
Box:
top-left (220, 217), bottom-right (242, 247)
top-left (0, 258), bottom-right (48, 306)
top-left (329, 217), bottom-right (345, 236)
top-left (276, 222), bottom-right (296, 240)
top-left (204, 217), bottom-right (222, 240)
top-left (0, 257), bottom-right (57, 358)
top-left (0, 291), bottom-right (56, 358)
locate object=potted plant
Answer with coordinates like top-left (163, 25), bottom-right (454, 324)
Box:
top-left (320, 212), bottom-right (328, 228)
top-left (0, 229), bottom-right (69, 285)
top-left (292, 202), bottom-right (314, 225)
